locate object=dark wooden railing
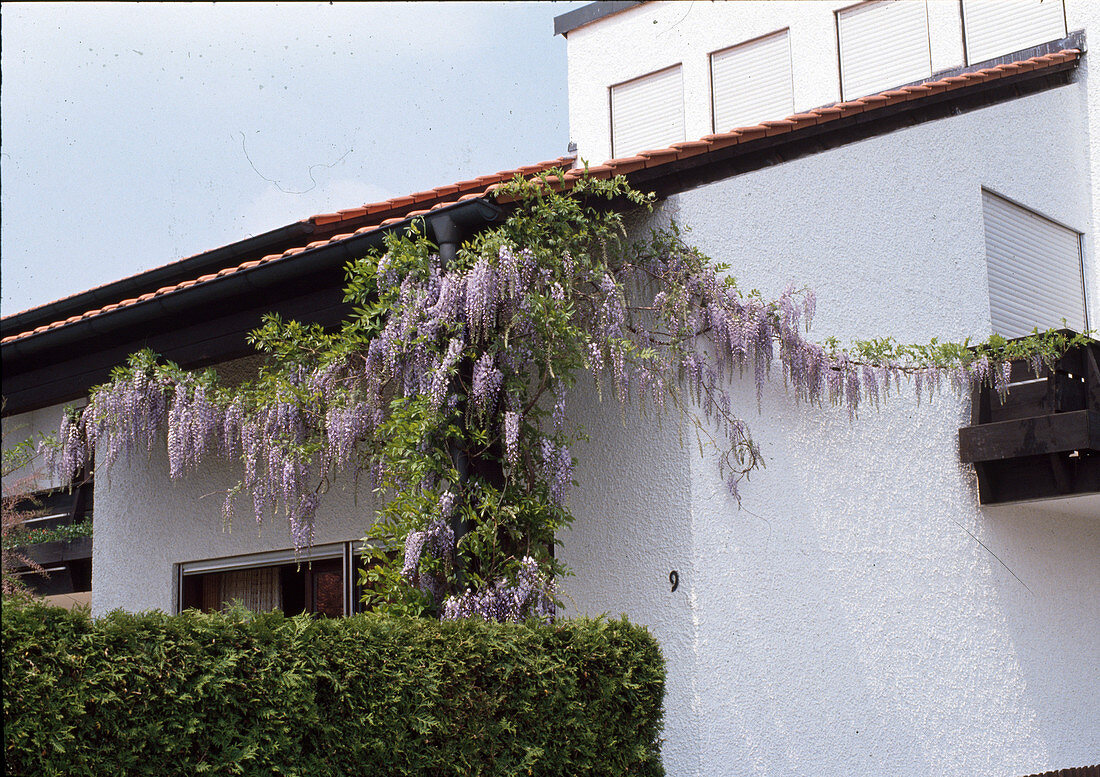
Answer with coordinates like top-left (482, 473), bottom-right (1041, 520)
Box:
top-left (959, 336), bottom-right (1099, 505)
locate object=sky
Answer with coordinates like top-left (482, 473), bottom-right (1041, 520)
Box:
top-left (0, 1), bottom-right (584, 316)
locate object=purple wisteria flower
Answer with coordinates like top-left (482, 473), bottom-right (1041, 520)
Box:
top-left (541, 438), bottom-right (573, 505)
top-left (402, 518), bottom-right (456, 604)
top-left (503, 411), bottom-right (520, 469)
top-left (440, 556), bottom-right (555, 623)
top-left (471, 353), bottom-right (503, 418)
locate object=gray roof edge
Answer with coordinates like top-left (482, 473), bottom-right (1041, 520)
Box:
top-left (553, 1), bottom-right (643, 36)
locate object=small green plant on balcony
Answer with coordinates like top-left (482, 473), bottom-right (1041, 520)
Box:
top-left (2, 518), bottom-right (93, 551)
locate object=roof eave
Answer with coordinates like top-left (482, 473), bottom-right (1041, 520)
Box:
top-left (1, 220), bottom-right (317, 339)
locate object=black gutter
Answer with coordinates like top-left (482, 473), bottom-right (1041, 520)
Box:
top-left (554, 1), bottom-right (642, 37)
top-left (2, 198), bottom-right (502, 370)
top-left (1, 220), bottom-right (317, 338)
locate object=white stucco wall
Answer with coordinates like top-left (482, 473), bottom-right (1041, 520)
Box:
top-left (559, 73), bottom-right (1099, 776)
top-left (1067, 0), bottom-right (1100, 330)
top-left (565, 0), bottom-right (968, 166)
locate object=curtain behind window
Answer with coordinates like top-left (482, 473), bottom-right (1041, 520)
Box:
top-left (202, 568), bottom-right (283, 613)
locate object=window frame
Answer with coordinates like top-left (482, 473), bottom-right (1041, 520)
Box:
top-left (959, 0), bottom-right (1068, 66)
top-left (176, 540), bottom-right (367, 617)
top-left (980, 187), bottom-right (1088, 338)
top-left (834, 0), bottom-right (933, 100)
top-left (608, 62), bottom-right (685, 159)
top-left (708, 27), bottom-right (794, 134)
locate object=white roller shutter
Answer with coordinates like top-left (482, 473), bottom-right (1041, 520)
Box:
top-left (837, 1), bottom-right (931, 99)
top-left (982, 190), bottom-right (1086, 338)
top-left (610, 65), bottom-right (684, 158)
top-left (962, 0), bottom-right (1067, 64)
top-left (711, 30), bottom-right (794, 132)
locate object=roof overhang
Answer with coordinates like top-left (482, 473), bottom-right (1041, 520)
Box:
top-left (554, 1), bottom-right (643, 37)
top-left (1, 198), bottom-right (502, 414)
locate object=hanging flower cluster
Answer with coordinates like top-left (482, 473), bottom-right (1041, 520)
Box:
top-left (441, 556), bottom-right (555, 623)
top-left (402, 516), bottom-right (455, 605)
top-left (46, 172), bottom-right (1089, 620)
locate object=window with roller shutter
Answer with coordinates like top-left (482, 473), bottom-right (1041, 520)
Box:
top-left (177, 541), bottom-right (374, 617)
top-left (710, 29), bottom-right (794, 133)
top-left (981, 189), bottom-right (1087, 339)
top-left (836, 0), bottom-right (932, 99)
top-left (610, 64), bottom-right (685, 158)
top-left (961, 0), bottom-right (1067, 64)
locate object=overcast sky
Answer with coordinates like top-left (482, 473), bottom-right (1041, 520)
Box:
top-left (1, 1), bottom-right (583, 316)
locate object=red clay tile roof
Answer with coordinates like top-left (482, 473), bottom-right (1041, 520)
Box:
top-left (1, 48), bottom-right (1080, 347)
top-left (307, 158), bottom-right (571, 227)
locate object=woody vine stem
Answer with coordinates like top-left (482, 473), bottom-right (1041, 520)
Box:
top-left (46, 173), bottom-right (1091, 621)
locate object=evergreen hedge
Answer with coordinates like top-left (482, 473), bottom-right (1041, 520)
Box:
top-left (2, 601), bottom-right (664, 776)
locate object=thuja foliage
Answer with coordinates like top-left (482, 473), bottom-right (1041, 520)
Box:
top-left (46, 172), bottom-right (1091, 619)
top-left (3, 600), bottom-right (665, 777)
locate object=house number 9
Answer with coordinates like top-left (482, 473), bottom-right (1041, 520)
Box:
top-left (669, 570), bottom-right (679, 592)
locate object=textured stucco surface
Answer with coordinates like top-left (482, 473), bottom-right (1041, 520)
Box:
top-left (559, 70), bottom-right (1099, 777)
top-left (1068, 0), bottom-right (1100, 330)
top-left (565, 0), bottom-right (967, 166)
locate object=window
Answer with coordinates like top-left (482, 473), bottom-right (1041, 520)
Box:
top-left (610, 64), bottom-right (684, 158)
top-left (961, 0), bottom-right (1067, 64)
top-left (710, 29), bottom-right (794, 133)
top-left (837, 0), bottom-right (931, 99)
top-left (981, 189), bottom-right (1087, 339)
top-left (177, 541), bottom-right (370, 617)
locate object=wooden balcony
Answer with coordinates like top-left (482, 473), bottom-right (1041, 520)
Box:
top-left (9, 480), bottom-right (93, 597)
top-left (959, 337), bottom-right (1100, 506)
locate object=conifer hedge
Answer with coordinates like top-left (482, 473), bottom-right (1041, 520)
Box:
top-left (2, 601), bottom-right (664, 776)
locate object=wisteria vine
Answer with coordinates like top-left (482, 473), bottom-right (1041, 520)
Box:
top-left (46, 172), bottom-right (1090, 621)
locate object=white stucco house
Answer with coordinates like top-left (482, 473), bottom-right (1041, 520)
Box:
top-left (3, 2), bottom-right (1098, 775)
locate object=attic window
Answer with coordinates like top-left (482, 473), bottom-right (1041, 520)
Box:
top-left (982, 189), bottom-right (1087, 339)
top-left (610, 64), bottom-right (685, 158)
top-left (710, 29), bottom-right (794, 133)
top-left (836, 0), bottom-right (931, 99)
top-left (961, 0), bottom-right (1067, 64)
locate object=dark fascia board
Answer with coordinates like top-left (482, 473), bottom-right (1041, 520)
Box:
top-left (0, 220), bottom-right (317, 339)
top-left (554, 1), bottom-right (642, 36)
top-left (1, 198), bottom-right (502, 415)
top-left (2, 197), bottom-right (500, 361)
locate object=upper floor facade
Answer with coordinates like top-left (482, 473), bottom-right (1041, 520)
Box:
top-left (558, 0), bottom-right (1089, 162)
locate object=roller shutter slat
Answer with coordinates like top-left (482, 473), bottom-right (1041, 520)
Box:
top-left (611, 65), bottom-right (685, 157)
top-left (982, 190), bottom-right (1086, 338)
top-left (838, 0), bottom-right (932, 99)
top-left (711, 30), bottom-right (794, 132)
top-left (962, 0), bottom-right (1066, 63)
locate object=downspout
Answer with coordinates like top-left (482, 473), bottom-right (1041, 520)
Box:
top-left (425, 205), bottom-right (501, 578)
